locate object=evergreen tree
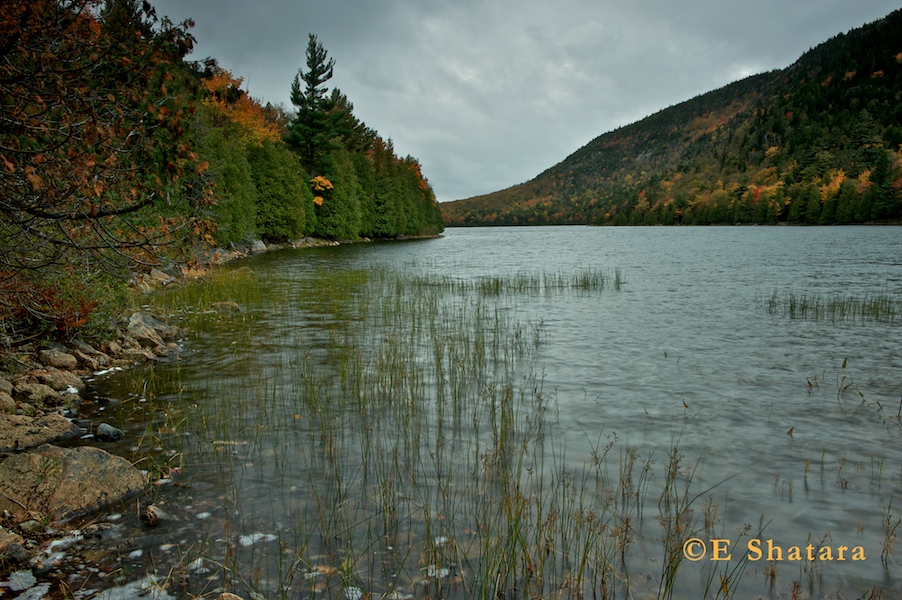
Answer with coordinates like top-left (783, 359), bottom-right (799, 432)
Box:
top-left (248, 141), bottom-right (315, 242)
top-left (285, 34), bottom-right (339, 177)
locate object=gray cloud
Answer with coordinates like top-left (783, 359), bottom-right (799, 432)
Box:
top-left (150, 0), bottom-right (901, 201)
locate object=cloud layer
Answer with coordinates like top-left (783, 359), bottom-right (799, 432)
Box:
top-left (150, 0), bottom-right (900, 201)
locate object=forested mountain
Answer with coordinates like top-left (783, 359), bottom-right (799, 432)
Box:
top-left (442, 10), bottom-right (902, 226)
top-left (1, 0), bottom-right (442, 340)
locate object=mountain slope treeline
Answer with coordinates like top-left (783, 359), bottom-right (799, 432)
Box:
top-left (442, 10), bottom-right (902, 226)
top-left (0, 0), bottom-right (442, 340)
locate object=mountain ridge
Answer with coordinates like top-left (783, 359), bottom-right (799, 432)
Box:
top-left (442, 10), bottom-right (902, 226)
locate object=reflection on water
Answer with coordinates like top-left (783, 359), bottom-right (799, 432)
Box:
top-left (70, 227), bottom-right (901, 599)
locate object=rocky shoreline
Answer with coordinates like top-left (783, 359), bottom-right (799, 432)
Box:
top-left (0, 312), bottom-right (182, 574)
top-left (0, 234), bottom-right (441, 597)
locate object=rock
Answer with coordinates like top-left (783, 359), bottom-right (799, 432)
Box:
top-left (140, 504), bottom-right (169, 527)
top-left (0, 528), bottom-right (24, 554)
top-left (16, 403), bottom-right (36, 417)
top-left (2, 542), bottom-right (29, 564)
top-left (0, 391), bottom-right (15, 413)
top-left (38, 349), bottom-right (78, 370)
top-left (70, 340), bottom-right (99, 355)
top-left (0, 444), bottom-right (146, 524)
top-left (250, 239), bottom-right (267, 253)
top-left (106, 340), bottom-right (123, 356)
top-left (127, 312), bottom-right (179, 348)
top-left (0, 378), bottom-right (12, 395)
top-left (216, 594), bottom-right (245, 600)
top-left (72, 350), bottom-right (99, 371)
top-left (148, 268), bottom-right (175, 285)
top-left (95, 422), bottom-right (124, 441)
top-left (133, 278), bottom-right (155, 295)
top-left (152, 343), bottom-right (179, 358)
top-left (0, 413), bottom-right (82, 452)
top-left (121, 348), bottom-right (157, 362)
top-left (36, 368), bottom-right (85, 392)
top-left (13, 382), bottom-right (59, 404)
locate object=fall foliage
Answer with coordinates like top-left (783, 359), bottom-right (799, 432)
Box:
top-left (442, 9), bottom-right (902, 227)
top-left (0, 2), bottom-right (442, 340)
top-left (0, 0), bottom-right (198, 335)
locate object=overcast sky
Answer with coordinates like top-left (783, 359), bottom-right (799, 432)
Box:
top-left (149, 0), bottom-right (900, 202)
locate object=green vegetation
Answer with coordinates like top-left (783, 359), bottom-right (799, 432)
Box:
top-left (0, 1), bottom-right (442, 342)
top-left (442, 9), bottom-right (902, 227)
top-left (765, 289), bottom-right (901, 322)
top-left (105, 264), bottom-right (772, 600)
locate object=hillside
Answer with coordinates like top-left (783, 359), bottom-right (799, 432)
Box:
top-left (442, 10), bottom-right (902, 226)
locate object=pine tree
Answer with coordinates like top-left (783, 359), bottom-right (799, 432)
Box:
top-left (285, 34), bottom-right (339, 177)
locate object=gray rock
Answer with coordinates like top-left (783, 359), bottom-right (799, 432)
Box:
top-left (152, 343), bottom-right (179, 357)
top-left (0, 378), bottom-right (12, 395)
top-left (0, 444), bottom-right (146, 524)
top-left (121, 347), bottom-right (157, 362)
top-left (36, 368), bottom-right (84, 392)
top-left (38, 349), bottom-right (78, 370)
top-left (0, 413), bottom-right (82, 452)
top-left (70, 340), bottom-right (100, 355)
top-left (127, 312), bottom-right (179, 348)
top-left (2, 542), bottom-right (29, 564)
top-left (0, 391), bottom-right (15, 413)
top-left (250, 239), bottom-right (267, 253)
top-left (95, 422), bottom-right (124, 441)
top-left (13, 382), bottom-right (59, 404)
top-left (0, 528), bottom-right (24, 554)
top-left (140, 504), bottom-right (168, 527)
top-left (72, 350), bottom-right (99, 371)
top-left (148, 268), bottom-right (175, 285)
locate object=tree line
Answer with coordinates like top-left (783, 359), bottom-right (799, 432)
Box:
top-left (441, 9), bottom-right (902, 227)
top-left (0, 0), bottom-right (442, 340)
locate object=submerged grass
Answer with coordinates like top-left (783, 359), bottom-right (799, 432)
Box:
top-left (764, 289), bottom-right (901, 322)
top-left (95, 263), bottom-right (772, 599)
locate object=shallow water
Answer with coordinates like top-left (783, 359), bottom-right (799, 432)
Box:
top-left (65, 226), bottom-right (902, 599)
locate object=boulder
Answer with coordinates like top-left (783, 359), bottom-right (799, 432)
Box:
top-left (70, 340), bottom-right (100, 355)
top-left (38, 349), bottom-right (79, 370)
top-left (148, 268), bottom-right (175, 285)
top-left (0, 378), bottom-right (12, 395)
top-left (13, 382), bottom-right (59, 404)
top-left (95, 422), bottom-right (124, 442)
top-left (0, 444), bottom-right (146, 524)
top-left (0, 391), bottom-right (15, 413)
top-left (72, 350), bottom-right (99, 371)
top-left (250, 239), bottom-right (267, 253)
top-left (122, 347), bottom-right (157, 362)
top-left (153, 343), bottom-right (179, 358)
top-left (0, 413), bottom-right (82, 452)
top-left (127, 312), bottom-right (179, 348)
top-left (35, 368), bottom-right (85, 392)
top-left (0, 528), bottom-right (23, 555)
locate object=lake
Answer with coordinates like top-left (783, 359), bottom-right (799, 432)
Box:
top-left (75, 226), bottom-right (902, 599)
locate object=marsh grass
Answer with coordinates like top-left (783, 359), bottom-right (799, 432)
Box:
top-left (764, 289), bottom-right (901, 322)
top-left (93, 262), bottom-right (762, 599)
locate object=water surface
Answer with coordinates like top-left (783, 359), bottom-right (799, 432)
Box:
top-left (77, 226), bottom-right (902, 599)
